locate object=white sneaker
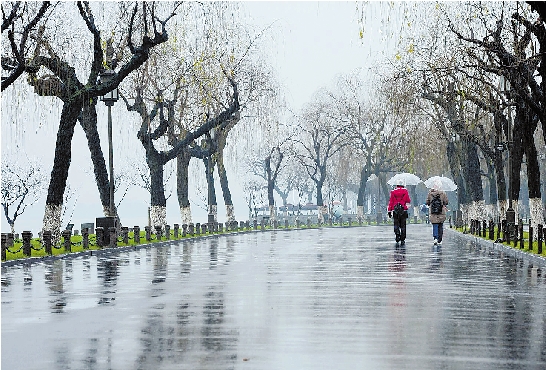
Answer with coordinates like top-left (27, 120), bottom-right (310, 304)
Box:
top-left (434, 239), bottom-right (438, 245)
top-left (437, 241), bottom-right (442, 246)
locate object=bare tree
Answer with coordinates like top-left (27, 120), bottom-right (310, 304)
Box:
top-left (1, 157), bottom-right (47, 233)
top-left (1, 1), bottom-right (52, 90)
top-left (291, 88), bottom-right (351, 223)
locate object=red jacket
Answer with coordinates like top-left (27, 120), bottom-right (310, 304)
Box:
top-left (388, 187), bottom-right (411, 211)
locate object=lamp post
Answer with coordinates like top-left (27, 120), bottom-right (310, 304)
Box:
top-left (99, 69), bottom-right (119, 217)
top-left (500, 76), bottom-right (515, 236)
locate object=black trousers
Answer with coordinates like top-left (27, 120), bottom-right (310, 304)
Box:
top-left (393, 212), bottom-right (407, 242)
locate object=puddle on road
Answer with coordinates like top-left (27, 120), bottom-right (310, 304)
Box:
top-left (2, 226), bottom-right (545, 370)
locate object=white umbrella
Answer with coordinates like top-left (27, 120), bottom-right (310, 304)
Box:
top-left (424, 176), bottom-right (458, 191)
top-left (387, 173), bottom-right (422, 186)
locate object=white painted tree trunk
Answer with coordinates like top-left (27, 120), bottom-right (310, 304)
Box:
top-left (512, 200), bottom-right (520, 225)
top-left (150, 205), bottom-right (166, 231)
top-left (318, 206), bottom-right (327, 224)
top-left (42, 204), bottom-right (62, 244)
top-left (180, 206), bottom-right (192, 225)
top-left (497, 199), bottom-right (508, 221)
top-left (269, 205), bottom-right (276, 225)
top-left (460, 203), bottom-right (470, 226)
top-left (225, 205), bottom-right (234, 223)
top-left (357, 205), bottom-right (364, 222)
top-left (529, 198), bottom-right (545, 235)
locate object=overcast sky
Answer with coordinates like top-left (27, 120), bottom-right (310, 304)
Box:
top-left (1, 1), bottom-right (393, 234)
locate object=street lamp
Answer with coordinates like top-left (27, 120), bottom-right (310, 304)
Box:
top-left (500, 76), bottom-right (515, 235)
top-left (99, 69), bottom-right (119, 217)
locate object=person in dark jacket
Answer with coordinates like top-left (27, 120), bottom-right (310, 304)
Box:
top-left (387, 179), bottom-right (411, 245)
top-left (426, 181), bottom-right (449, 245)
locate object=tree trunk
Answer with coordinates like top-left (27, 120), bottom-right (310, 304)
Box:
top-left (148, 151), bottom-right (167, 230)
top-left (524, 127), bottom-right (545, 230)
top-left (356, 167), bottom-right (369, 207)
top-left (176, 147), bottom-right (192, 224)
top-left (42, 100), bottom-right (82, 241)
top-left (79, 100), bottom-right (111, 215)
top-left (447, 140), bottom-right (468, 207)
top-left (216, 152), bottom-right (234, 222)
top-left (462, 139), bottom-right (485, 221)
top-left (204, 156), bottom-right (218, 222)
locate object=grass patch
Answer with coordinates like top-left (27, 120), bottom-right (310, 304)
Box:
top-left (454, 226), bottom-right (546, 257)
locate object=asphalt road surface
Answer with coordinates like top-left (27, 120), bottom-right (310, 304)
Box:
top-left (2, 224), bottom-right (545, 370)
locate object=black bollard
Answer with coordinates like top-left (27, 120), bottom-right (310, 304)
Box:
top-left (285, 219), bottom-right (289, 228)
top-left (482, 220), bottom-right (487, 238)
top-left (1, 233), bottom-right (6, 261)
top-left (145, 226), bottom-right (151, 241)
top-left (519, 224), bottom-right (524, 249)
top-left (296, 219), bottom-right (300, 228)
top-left (488, 220), bottom-right (494, 240)
top-left (218, 223), bottom-right (223, 233)
top-left (307, 218), bottom-right (311, 228)
top-left (174, 224), bottom-right (179, 239)
top-left (182, 224), bottom-right (187, 237)
top-left (155, 226), bottom-right (163, 240)
top-left (96, 227), bottom-right (105, 247)
top-left (43, 230), bottom-right (52, 255)
top-left (188, 223), bottom-right (194, 236)
top-left (22, 231), bottom-right (32, 257)
top-left (529, 227), bottom-right (533, 252)
top-left (165, 225), bottom-right (170, 240)
top-left (195, 223), bottom-right (201, 235)
top-left (253, 219), bottom-right (258, 230)
top-left (62, 230), bottom-right (71, 253)
top-left (108, 227), bottom-right (117, 248)
top-left (201, 223), bottom-right (208, 234)
top-left (82, 228), bottom-right (89, 249)
top-left (122, 226), bottom-right (129, 244)
top-left (134, 226), bottom-right (141, 244)
top-left (538, 225), bottom-right (543, 254)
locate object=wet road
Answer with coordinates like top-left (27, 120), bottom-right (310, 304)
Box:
top-left (2, 224), bottom-right (545, 370)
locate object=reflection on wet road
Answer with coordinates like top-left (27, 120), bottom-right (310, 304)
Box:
top-left (2, 225), bottom-right (545, 369)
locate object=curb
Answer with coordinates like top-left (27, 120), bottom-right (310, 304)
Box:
top-left (447, 228), bottom-right (546, 268)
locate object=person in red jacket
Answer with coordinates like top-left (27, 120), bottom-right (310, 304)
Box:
top-left (387, 179), bottom-right (412, 245)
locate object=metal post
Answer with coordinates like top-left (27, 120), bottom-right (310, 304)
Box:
top-left (107, 104), bottom-right (115, 217)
